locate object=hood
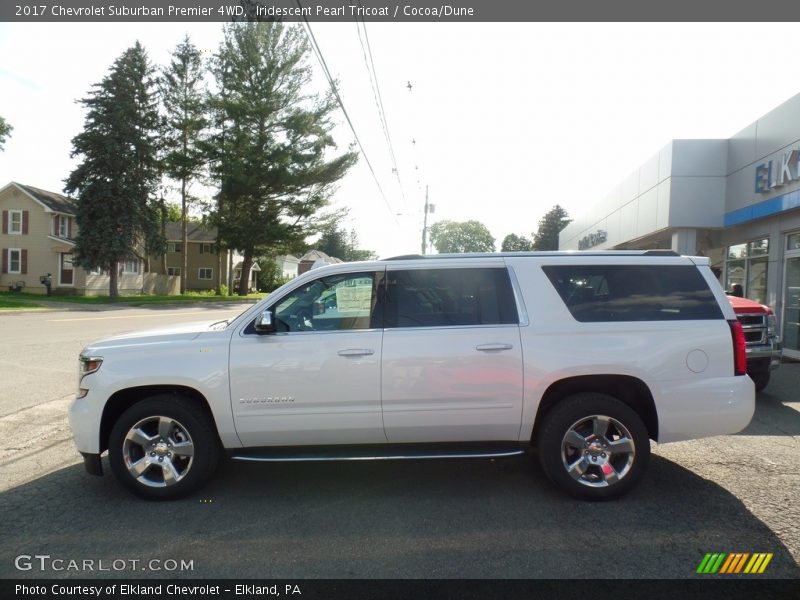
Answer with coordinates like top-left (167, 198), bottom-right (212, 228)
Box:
top-left (82, 319), bottom-right (228, 352)
top-left (727, 294), bottom-right (772, 315)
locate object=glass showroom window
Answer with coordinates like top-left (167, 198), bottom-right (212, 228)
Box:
top-left (725, 238), bottom-right (769, 303)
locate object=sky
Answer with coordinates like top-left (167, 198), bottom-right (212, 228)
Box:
top-left (3, 22), bottom-right (800, 258)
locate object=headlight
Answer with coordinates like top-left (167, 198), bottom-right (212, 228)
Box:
top-left (79, 356), bottom-right (103, 376)
top-left (77, 356), bottom-right (103, 398)
top-left (766, 314), bottom-right (777, 339)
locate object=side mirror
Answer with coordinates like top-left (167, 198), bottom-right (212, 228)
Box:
top-left (254, 309), bottom-right (275, 334)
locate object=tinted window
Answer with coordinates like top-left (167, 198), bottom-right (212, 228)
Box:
top-left (270, 272), bottom-right (378, 332)
top-left (542, 265), bottom-right (723, 322)
top-left (384, 268), bottom-right (518, 328)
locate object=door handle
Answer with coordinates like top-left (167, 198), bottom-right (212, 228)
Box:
top-left (338, 348), bottom-right (375, 357)
top-left (476, 343), bottom-right (513, 352)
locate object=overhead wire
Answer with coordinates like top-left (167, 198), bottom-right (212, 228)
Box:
top-left (294, 0), bottom-right (399, 225)
top-left (354, 0), bottom-right (410, 213)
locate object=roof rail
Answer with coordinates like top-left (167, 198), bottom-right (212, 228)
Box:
top-left (381, 250), bottom-right (682, 260)
top-left (642, 250), bottom-right (679, 257)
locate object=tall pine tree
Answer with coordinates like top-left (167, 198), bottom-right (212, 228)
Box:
top-left (208, 22), bottom-right (358, 295)
top-left (65, 42), bottom-right (163, 298)
top-left (0, 116), bottom-right (12, 151)
top-left (532, 205), bottom-right (572, 251)
top-left (161, 35), bottom-right (207, 294)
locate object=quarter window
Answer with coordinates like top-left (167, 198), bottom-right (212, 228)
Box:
top-left (272, 272), bottom-right (378, 332)
top-left (542, 264), bottom-right (722, 322)
top-left (384, 268), bottom-right (518, 328)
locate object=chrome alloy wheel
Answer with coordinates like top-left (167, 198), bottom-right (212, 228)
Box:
top-left (560, 414), bottom-right (635, 488)
top-left (122, 416), bottom-right (195, 488)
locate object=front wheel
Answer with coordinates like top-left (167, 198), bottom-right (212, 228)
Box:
top-left (537, 393), bottom-right (650, 500)
top-left (108, 395), bottom-right (219, 500)
top-left (751, 371), bottom-right (770, 392)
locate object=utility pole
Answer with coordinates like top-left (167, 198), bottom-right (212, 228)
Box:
top-left (421, 185), bottom-right (435, 254)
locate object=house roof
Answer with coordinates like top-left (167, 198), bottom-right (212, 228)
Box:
top-left (164, 222), bottom-right (218, 242)
top-left (13, 183), bottom-right (78, 215)
top-left (301, 249), bottom-right (341, 262)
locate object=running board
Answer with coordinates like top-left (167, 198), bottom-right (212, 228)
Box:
top-left (229, 443), bottom-right (527, 463)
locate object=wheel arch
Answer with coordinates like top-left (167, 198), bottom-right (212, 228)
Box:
top-left (531, 375), bottom-right (659, 444)
top-left (99, 385), bottom-right (220, 454)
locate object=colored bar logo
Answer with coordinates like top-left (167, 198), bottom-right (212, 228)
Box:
top-left (696, 553), bottom-right (773, 574)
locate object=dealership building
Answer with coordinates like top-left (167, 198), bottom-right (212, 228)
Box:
top-left (559, 93), bottom-right (800, 359)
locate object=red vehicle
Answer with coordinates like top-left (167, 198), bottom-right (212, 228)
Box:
top-left (726, 294), bottom-right (782, 391)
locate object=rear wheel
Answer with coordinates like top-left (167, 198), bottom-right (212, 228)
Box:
top-left (108, 395), bottom-right (219, 500)
top-left (538, 393), bottom-right (650, 500)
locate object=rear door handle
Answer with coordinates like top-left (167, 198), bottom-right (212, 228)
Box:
top-left (338, 348), bottom-right (375, 357)
top-left (476, 343), bottom-right (513, 352)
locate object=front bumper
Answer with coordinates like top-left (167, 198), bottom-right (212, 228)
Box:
top-left (746, 338), bottom-right (782, 372)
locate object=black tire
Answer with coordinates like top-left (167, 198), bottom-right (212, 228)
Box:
top-left (537, 393), bottom-right (650, 500)
top-left (751, 371), bottom-right (770, 392)
top-left (108, 395), bottom-right (219, 500)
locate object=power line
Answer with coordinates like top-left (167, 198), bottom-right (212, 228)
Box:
top-left (294, 0), bottom-right (399, 225)
top-left (354, 1), bottom-right (410, 212)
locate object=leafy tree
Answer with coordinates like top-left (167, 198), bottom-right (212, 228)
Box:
top-left (0, 116), bottom-right (12, 151)
top-left (315, 210), bottom-right (377, 262)
top-left (501, 233), bottom-right (533, 252)
top-left (532, 204), bottom-right (572, 251)
top-left (207, 22), bottom-right (358, 295)
top-left (65, 42), bottom-right (163, 298)
top-left (429, 220), bottom-right (495, 254)
top-left (161, 35), bottom-right (208, 293)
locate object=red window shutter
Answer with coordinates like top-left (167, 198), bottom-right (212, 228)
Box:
top-left (22, 211), bottom-right (29, 234)
top-left (21, 249), bottom-right (27, 274)
top-left (1, 210), bottom-right (7, 235)
top-left (1, 249), bottom-right (7, 274)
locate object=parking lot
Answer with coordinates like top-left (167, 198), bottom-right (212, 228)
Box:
top-left (0, 304), bottom-right (798, 579)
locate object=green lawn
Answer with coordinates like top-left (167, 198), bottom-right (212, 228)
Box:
top-left (0, 299), bottom-right (43, 310)
top-left (0, 291), bottom-right (264, 306)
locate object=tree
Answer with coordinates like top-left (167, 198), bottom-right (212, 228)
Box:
top-left (207, 22), bottom-right (358, 295)
top-left (429, 220), bottom-right (495, 254)
top-left (314, 210), bottom-right (377, 262)
top-left (532, 204), bottom-right (572, 251)
top-left (161, 35), bottom-right (208, 294)
top-left (65, 42), bottom-right (163, 298)
top-left (501, 233), bottom-right (533, 252)
top-left (0, 116), bottom-right (12, 151)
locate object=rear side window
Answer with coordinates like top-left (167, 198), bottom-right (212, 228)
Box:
top-left (384, 268), bottom-right (518, 328)
top-left (542, 265), bottom-right (723, 322)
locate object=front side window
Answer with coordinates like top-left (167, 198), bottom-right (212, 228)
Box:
top-left (272, 272), bottom-right (378, 332)
top-left (542, 264), bottom-right (722, 322)
top-left (384, 268), bottom-right (518, 328)
top-left (9, 210), bottom-right (22, 234)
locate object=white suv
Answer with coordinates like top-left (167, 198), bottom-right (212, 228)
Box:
top-left (69, 251), bottom-right (754, 500)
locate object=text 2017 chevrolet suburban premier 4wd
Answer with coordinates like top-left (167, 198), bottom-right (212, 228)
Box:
top-left (69, 251), bottom-right (755, 500)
